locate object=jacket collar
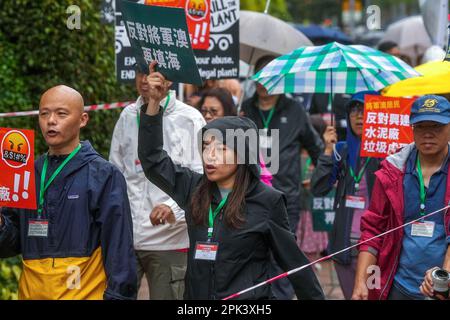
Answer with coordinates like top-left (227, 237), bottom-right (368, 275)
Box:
top-left (250, 93), bottom-right (287, 113)
top-left (135, 90), bottom-right (176, 115)
top-left (384, 143), bottom-right (416, 173)
top-left (404, 145), bottom-right (450, 175)
top-left (378, 142), bottom-right (450, 217)
top-left (161, 90), bottom-right (176, 114)
top-left (210, 176), bottom-right (260, 204)
top-left (135, 96), bottom-right (145, 110)
top-left (385, 142), bottom-right (450, 173)
top-left (36, 141), bottom-right (99, 179)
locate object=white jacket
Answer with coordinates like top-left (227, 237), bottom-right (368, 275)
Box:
top-left (109, 91), bottom-right (205, 251)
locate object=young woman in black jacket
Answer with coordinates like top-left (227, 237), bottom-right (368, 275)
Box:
top-left (137, 62), bottom-right (324, 300)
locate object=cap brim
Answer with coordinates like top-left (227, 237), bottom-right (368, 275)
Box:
top-left (346, 99), bottom-right (364, 111)
top-left (410, 114), bottom-right (450, 124)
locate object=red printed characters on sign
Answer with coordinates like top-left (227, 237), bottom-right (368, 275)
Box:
top-left (361, 95), bottom-right (415, 158)
top-left (0, 128), bottom-right (36, 209)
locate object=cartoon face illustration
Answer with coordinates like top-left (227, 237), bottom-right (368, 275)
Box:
top-left (191, 0), bottom-right (206, 10)
top-left (187, 0), bottom-right (207, 18)
top-left (1, 130), bottom-right (30, 168)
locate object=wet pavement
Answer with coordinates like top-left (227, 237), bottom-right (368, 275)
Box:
top-left (137, 260), bottom-right (345, 300)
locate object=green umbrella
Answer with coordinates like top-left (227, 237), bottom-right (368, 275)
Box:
top-left (252, 42), bottom-right (420, 123)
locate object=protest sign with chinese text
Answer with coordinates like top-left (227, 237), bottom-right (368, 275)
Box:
top-left (122, 0), bottom-right (203, 85)
top-left (145, 0), bottom-right (211, 50)
top-left (0, 128), bottom-right (36, 210)
top-left (311, 189), bottom-right (335, 232)
top-left (361, 95), bottom-right (415, 158)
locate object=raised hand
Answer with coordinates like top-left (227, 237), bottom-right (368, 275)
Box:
top-left (144, 61), bottom-right (173, 116)
top-left (323, 126), bottom-right (337, 156)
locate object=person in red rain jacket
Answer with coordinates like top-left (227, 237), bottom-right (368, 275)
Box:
top-left (352, 95), bottom-right (450, 300)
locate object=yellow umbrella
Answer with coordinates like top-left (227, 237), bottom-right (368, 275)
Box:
top-left (383, 60), bottom-right (450, 97)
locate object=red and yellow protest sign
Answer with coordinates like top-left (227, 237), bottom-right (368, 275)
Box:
top-left (145, 0), bottom-right (211, 50)
top-left (0, 128), bottom-right (36, 209)
top-left (361, 95), bottom-right (415, 158)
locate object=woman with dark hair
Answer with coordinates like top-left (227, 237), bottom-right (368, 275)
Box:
top-left (137, 62), bottom-right (325, 300)
top-left (199, 87), bottom-right (272, 186)
top-left (199, 87), bottom-right (237, 123)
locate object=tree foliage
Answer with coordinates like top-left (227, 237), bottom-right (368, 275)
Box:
top-left (0, 257), bottom-right (22, 300)
top-left (0, 0), bottom-right (136, 299)
top-left (0, 0), bottom-right (135, 158)
top-left (240, 0), bottom-right (292, 21)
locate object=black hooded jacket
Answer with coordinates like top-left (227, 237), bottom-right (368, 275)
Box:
top-left (241, 94), bottom-right (323, 229)
top-left (311, 100), bottom-right (381, 265)
top-left (138, 106), bottom-right (325, 300)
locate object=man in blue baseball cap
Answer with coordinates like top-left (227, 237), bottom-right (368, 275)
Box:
top-left (414, 95), bottom-right (450, 300)
top-left (353, 94), bottom-right (450, 300)
top-left (410, 95), bottom-right (450, 123)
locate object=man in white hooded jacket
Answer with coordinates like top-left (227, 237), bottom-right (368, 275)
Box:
top-left (110, 67), bottom-right (205, 299)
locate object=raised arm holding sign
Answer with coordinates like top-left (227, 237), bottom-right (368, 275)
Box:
top-left (121, 0), bottom-right (203, 86)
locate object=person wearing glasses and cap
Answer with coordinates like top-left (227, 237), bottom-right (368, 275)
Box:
top-left (353, 95), bottom-right (450, 300)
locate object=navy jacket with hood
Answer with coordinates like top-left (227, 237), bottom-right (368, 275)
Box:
top-left (311, 92), bottom-right (382, 265)
top-left (241, 94), bottom-right (324, 232)
top-left (0, 141), bottom-right (137, 299)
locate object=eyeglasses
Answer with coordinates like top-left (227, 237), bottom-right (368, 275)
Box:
top-left (201, 108), bottom-right (219, 117)
top-left (349, 104), bottom-right (364, 115)
top-left (411, 123), bottom-right (447, 133)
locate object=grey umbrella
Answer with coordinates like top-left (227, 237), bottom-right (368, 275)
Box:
top-left (381, 15), bottom-right (432, 66)
top-left (239, 10), bottom-right (313, 65)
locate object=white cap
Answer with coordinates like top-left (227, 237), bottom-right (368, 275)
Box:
top-left (421, 45), bottom-right (446, 64)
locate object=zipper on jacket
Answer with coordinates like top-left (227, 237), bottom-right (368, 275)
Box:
top-left (209, 210), bottom-right (223, 300)
top-left (211, 264), bottom-right (216, 300)
top-left (210, 209), bottom-right (224, 242)
top-left (379, 253), bottom-right (399, 300)
top-left (52, 258), bottom-right (55, 268)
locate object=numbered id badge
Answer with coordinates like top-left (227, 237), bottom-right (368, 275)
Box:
top-left (135, 159), bottom-right (143, 174)
top-left (259, 129), bottom-right (272, 150)
top-left (28, 219), bottom-right (49, 237)
top-left (194, 241), bottom-right (219, 261)
top-left (345, 195), bottom-right (366, 209)
top-left (411, 221), bottom-right (435, 238)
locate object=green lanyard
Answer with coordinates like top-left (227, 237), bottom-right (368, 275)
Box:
top-left (37, 144), bottom-right (81, 217)
top-left (349, 157), bottom-right (371, 192)
top-left (416, 155), bottom-right (426, 216)
top-left (207, 194), bottom-right (229, 240)
top-left (302, 157), bottom-right (312, 180)
top-left (258, 107), bottom-right (275, 129)
top-left (136, 94), bottom-right (171, 127)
